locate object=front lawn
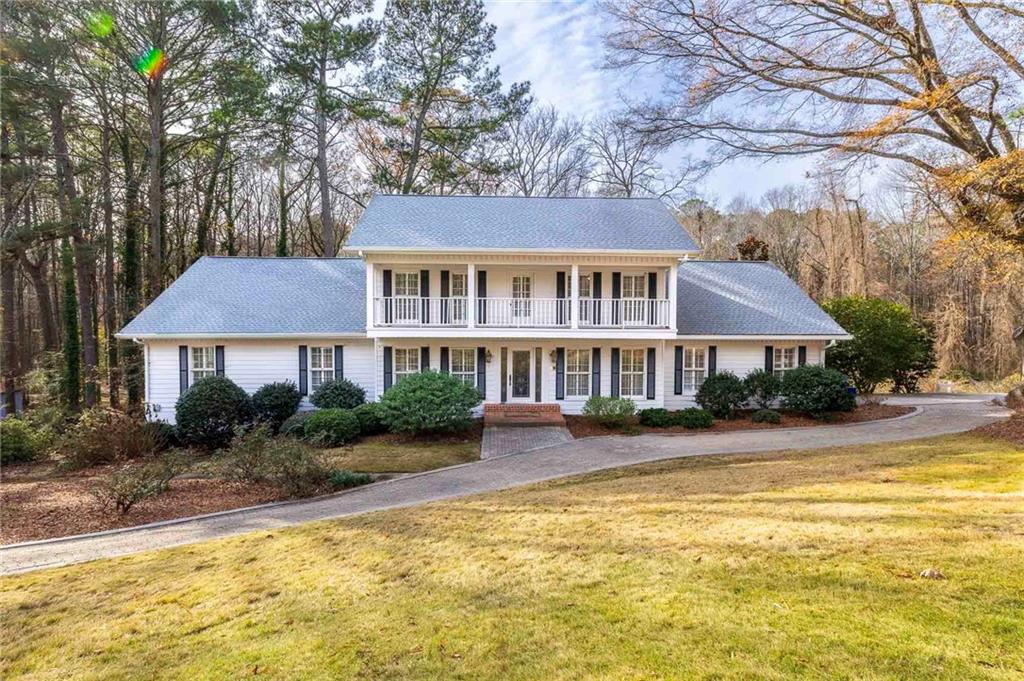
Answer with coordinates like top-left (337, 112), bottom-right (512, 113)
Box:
top-left (2, 434), bottom-right (1022, 679)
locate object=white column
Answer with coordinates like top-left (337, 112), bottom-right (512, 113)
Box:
top-left (467, 263), bottom-right (476, 328)
top-left (570, 263), bottom-right (580, 329)
top-left (365, 261), bottom-right (375, 330)
top-left (667, 261), bottom-right (679, 329)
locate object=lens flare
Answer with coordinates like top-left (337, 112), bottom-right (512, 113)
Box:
top-left (134, 46), bottom-right (166, 80)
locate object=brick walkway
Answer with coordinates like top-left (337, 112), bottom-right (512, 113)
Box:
top-left (481, 426), bottom-right (574, 458)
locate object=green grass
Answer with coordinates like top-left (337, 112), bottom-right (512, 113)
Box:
top-left (321, 439), bottom-right (479, 473)
top-left (2, 434), bottom-right (1022, 680)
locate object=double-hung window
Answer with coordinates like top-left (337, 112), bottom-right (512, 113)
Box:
top-left (621, 274), bottom-right (646, 324)
top-left (450, 348), bottom-right (476, 387)
top-left (773, 346), bottom-right (797, 376)
top-left (566, 349), bottom-right (590, 397)
top-left (394, 348), bottom-right (420, 382)
top-left (310, 346), bottom-right (334, 390)
top-left (578, 274), bottom-right (592, 324)
top-left (620, 348), bottom-right (645, 398)
top-left (191, 346), bottom-right (216, 382)
top-left (512, 275), bottom-right (532, 318)
top-left (393, 271), bottom-right (420, 323)
top-left (683, 347), bottom-right (706, 392)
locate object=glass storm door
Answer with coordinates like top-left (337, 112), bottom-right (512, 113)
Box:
top-left (510, 350), bottom-right (531, 399)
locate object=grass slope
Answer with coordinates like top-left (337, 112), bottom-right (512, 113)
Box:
top-left (322, 439), bottom-right (479, 473)
top-left (2, 435), bottom-right (1022, 680)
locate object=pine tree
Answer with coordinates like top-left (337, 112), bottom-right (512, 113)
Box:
top-left (60, 237), bottom-right (81, 411)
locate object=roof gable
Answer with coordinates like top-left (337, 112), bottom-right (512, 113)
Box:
top-left (346, 195), bottom-right (699, 252)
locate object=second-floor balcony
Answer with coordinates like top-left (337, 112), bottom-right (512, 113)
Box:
top-left (374, 296), bottom-right (673, 329)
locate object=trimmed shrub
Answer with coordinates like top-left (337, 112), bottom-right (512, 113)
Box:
top-left (638, 408), bottom-right (673, 428)
top-left (0, 418), bottom-right (45, 464)
top-left (280, 411), bottom-right (315, 437)
top-left (222, 425), bottom-right (331, 497)
top-left (303, 408), bottom-right (361, 446)
top-left (781, 365), bottom-right (856, 417)
top-left (252, 381), bottom-right (302, 431)
top-left (671, 408), bottom-right (714, 429)
top-left (744, 369), bottom-right (781, 409)
top-left (379, 371), bottom-right (482, 435)
top-left (353, 402), bottom-right (388, 436)
top-left (582, 396), bottom-right (637, 429)
top-left (695, 372), bottom-right (749, 419)
top-left (175, 376), bottom-right (254, 449)
top-left (90, 453), bottom-right (184, 514)
top-left (329, 469), bottom-right (373, 490)
top-left (310, 378), bottom-right (366, 410)
top-left (59, 408), bottom-right (168, 470)
top-left (751, 408), bottom-right (782, 424)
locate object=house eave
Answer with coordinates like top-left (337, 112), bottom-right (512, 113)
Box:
top-left (676, 333), bottom-right (853, 341)
top-left (115, 332), bottom-right (369, 340)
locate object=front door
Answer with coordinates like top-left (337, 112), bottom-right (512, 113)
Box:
top-left (510, 349), bottom-right (532, 400)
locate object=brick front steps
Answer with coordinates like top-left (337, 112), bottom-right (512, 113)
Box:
top-left (484, 404), bottom-right (566, 427)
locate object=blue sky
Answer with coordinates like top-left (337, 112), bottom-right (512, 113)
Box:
top-left (485, 0), bottom-right (817, 206)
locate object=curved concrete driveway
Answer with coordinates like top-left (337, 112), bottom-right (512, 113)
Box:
top-left (1, 395), bottom-right (1009, 575)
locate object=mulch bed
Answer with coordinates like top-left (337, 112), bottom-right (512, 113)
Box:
top-left (565, 403), bottom-right (915, 439)
top-left (1, 459), bottom-right (284, 545)
top-left (972, 410), bottom-right (1024, 446)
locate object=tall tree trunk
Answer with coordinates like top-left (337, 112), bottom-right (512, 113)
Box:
top-left (50, 96), bottom-right (99, 407)
top-left (401, 95), bottom-right (432, 195)
top-left (146, 78), bottom-right (164, 299)
top-left (276, 146), bottom-right (288, 257)
top-left (17, 251), bottom-right (59, 351)
top-left (315, 57), bottom-right (334, 256)
top-left (194, 133), bottom-right (228, 260)
top-left (1, 124), bottom-right (20, 414)
top-left (100, 114), bottom-right (119, 408)
top-left (223, 157), bottom-right (237, 256)
top-left (59, 237), bottom-right (80, 411)
top-left (120, 132), bottom-right (144, 413)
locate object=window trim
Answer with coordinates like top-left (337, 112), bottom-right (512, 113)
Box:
top-left (621, 273), bottom-right (647, 299)
top-left (450, 272), bottom-right (468, 298)
top-left (449, 347), bottom-right (476, 386)
top-left (773, 346), bottom-right (797, 376)
top-left (190, 346), bottom-right (216, 383)
top-left (309, 346), bottom-right (334, 391)
top-left (565, 348), bottom-right (591, 398)
top-left (393, 270), bottom-right (421, 298)
top-left (393, 347), bottom-right (421, 382)
top-left (619, 348), bottom-right (646, 398)
top-left (683, 346), bottom-right (707, 393)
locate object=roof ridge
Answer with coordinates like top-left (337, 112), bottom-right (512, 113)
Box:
top-left (201, 255), bottom-right (363, 261)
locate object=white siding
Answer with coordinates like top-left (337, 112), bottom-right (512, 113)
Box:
top-left (145, 338), bottom-right (376, 424)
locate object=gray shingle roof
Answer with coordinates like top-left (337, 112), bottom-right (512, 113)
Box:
top-left (346, 195), bottom-right (699, 252)
top-left (676, 261), bottom-right (848, 336)
top-left (117, 257), bottom-right (366, 337)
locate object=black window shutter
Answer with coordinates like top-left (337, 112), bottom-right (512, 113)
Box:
top-left (383, 346), bottom-right (393, 392)
top-left (555, 347), bottom-right (565, 400)
top-left (440, 346), bottom-right (449, 373)
top-left (477, 347), bottom-right (486, 395)
top-left (477, 270), bottom-right (487, 323)
top-left (179, 345), bottom-right (189, 394)
top-left (646, 347), bottom-right (656, 400)
top-left (420, 270), bottom-right (430, 323)
top-left (647, 272), bottom-right (657, 324)
top-left (798, 345), bottom-right (807, 366)
top-left (420, 346), bottom-right (430, 372)
top-left (440, 270), bottom-right (450, 324)
top-left (765, 346), bottom-right (774, 373)
top-left (382, 269), bottom-right (393, 324)
top-left (215, 346), bottom-right (225, 376)
top-left (535, 347), bottom-right (542, 402)
top-left (556, 272), bottom-right (566, 325)
top-left (674, 345), bottom-right (683, 395)
top-left (298, 345), bottom-right (308, 396)
top-left (611, 273), bottom-right (622, 325)
top-left (334, 345), bottom-right (344, 380)
top-left (592, 272), bottom-right (603, 325)
top-left (610, 348), bottom-right (620, 397)
top-left (592, 347), bottom-right (601, 396)
top-left (708, 345), bottom-right (717, 376)
top-left (500, 347), bottom-right (507, 402)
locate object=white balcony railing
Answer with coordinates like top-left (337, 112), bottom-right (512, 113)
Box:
top-left (373, 297), bottom-right (672, 329)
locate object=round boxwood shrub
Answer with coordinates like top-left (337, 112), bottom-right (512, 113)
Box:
top-left (695, 372), bottom-right (749, 419)
top-left (380, 371), bottom-right (482, 434)
top-left (638, 407), bottom-right (673, 428)
top-left (0, 417), bottom-right (44, 464)
top-left (310, 378), bottom-right (366, 410)
top-left (174, 376), bottom-right (254, 449)
top-left (353, 402), bottom-right (388, 435)
top-left (744, 369), bottom-right (781, 409)
top-left (252, 381), bottom-right (302, 431)
top-left (671, 407), bottom-right (714, 429)
top-left (303, 408), bottom-right (361, 446)
top-left (751, 408), bottom-right (782, 424)
top-left (781, 365), bottom-right (856, 417)
top-left (280, 411), bottom-right (315, 437)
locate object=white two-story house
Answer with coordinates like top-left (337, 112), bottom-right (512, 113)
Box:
top-left (118, 195), bottom-right (849, 423)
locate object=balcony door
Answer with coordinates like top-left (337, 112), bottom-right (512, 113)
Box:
top-left (621, 274), bottom-right (646, 325)
top-left (450, 272), bottom-right (468, 324)
top-left (394, 271), bottom-right (420, 324)
top-left (512, 275), bottom-right (532, 319)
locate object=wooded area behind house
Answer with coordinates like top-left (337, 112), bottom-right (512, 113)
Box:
top-left (1, 0), bottom-right (1022, 416)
